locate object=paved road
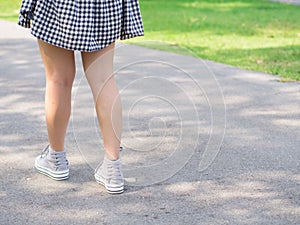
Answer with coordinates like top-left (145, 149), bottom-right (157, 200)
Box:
top-left (0, 20), bottom-right (299, 225)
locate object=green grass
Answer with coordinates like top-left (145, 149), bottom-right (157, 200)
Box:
top-left (132, 0), bottom-right (300, 81)
top-left (0, 0), bottom-right (20, 21)
top-left (1, 0), bottom-right (300, 80)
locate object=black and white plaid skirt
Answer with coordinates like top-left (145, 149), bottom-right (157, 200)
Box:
top-left (18, 0), bottom-right (144, 52)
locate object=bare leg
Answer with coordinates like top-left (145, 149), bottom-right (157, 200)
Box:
top-left (81, 43), bottom-right (122, 161)
top-left (38, 40), bottom-right (76, 151)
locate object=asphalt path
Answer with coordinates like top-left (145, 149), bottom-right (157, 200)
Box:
top-left (0, 20), bottom-right (299, 225)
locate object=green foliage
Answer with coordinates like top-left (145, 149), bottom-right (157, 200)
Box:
top-left (0, 0), bottom-right (21, 21)
top-left (133, 0), bottom-right (300, 81)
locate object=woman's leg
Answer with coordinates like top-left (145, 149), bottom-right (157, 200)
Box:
top-left (38, 40), bottom-right (76, 151)
top-left (81, 43), bottom-right (122, 161)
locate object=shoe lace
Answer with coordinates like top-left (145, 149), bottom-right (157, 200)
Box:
top-left (95, 146), bottom-right (123, 179)
top-left (40, 145), bottom-right (50, 158)
top-left (107, 163), bottom-right (122, 180)
top-left (52, 152), bottom-right (68, 170)
top-left (40, 145), bottom-right (68, 170)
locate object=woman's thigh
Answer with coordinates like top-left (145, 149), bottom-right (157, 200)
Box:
top-left (38, 40), bottom-right (76, 85)
top-left (81, 43), bottom-right (115, 98)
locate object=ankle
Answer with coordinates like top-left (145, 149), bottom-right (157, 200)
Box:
top-left (49, 145), bottom-right (65, 153)
top-left (105, 155), bottom-right (119, 162)
top-left (105, 147), bottom-right (123, 161)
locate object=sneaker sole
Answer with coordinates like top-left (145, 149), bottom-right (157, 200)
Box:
top-left (95, 174), bottom-right (124, 194)
top-left (35, 163), bottom-right (69, 181)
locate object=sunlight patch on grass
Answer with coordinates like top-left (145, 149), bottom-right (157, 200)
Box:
top-left (181, 1), bottom-right (252, 11)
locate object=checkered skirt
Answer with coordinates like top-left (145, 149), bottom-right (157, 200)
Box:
top-left (18, 0), bottom-right (144, 52)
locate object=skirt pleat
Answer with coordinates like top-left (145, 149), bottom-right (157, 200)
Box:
top-left (18, 0), bottom-right (144, 51)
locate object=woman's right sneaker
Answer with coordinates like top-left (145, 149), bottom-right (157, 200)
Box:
top-left (35, 145), bottom-right (69, 180)
top-left (94, 156), bottom-right (124, 194)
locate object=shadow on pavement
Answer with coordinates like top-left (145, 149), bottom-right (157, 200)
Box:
top-left (0, 35), bottom-right (299, 224)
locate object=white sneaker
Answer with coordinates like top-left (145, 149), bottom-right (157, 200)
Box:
top-left (95, 156), bottom-right (124, 194)
top-left (35, 145), bottom-right (69, 180)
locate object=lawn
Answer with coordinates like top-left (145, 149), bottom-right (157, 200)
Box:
top-left (0, 0), bottom-right (20, 21)
top-left (1, 0), bottom-right (299, 81)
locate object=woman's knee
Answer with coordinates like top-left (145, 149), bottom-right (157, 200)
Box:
top-left (46, 69), bottom-right (75, 88)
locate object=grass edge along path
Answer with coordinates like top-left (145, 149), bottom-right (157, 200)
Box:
top-left (131, 0), bottom-right (300, 81)
top-left (1, 0), bottom-right (299, 81)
